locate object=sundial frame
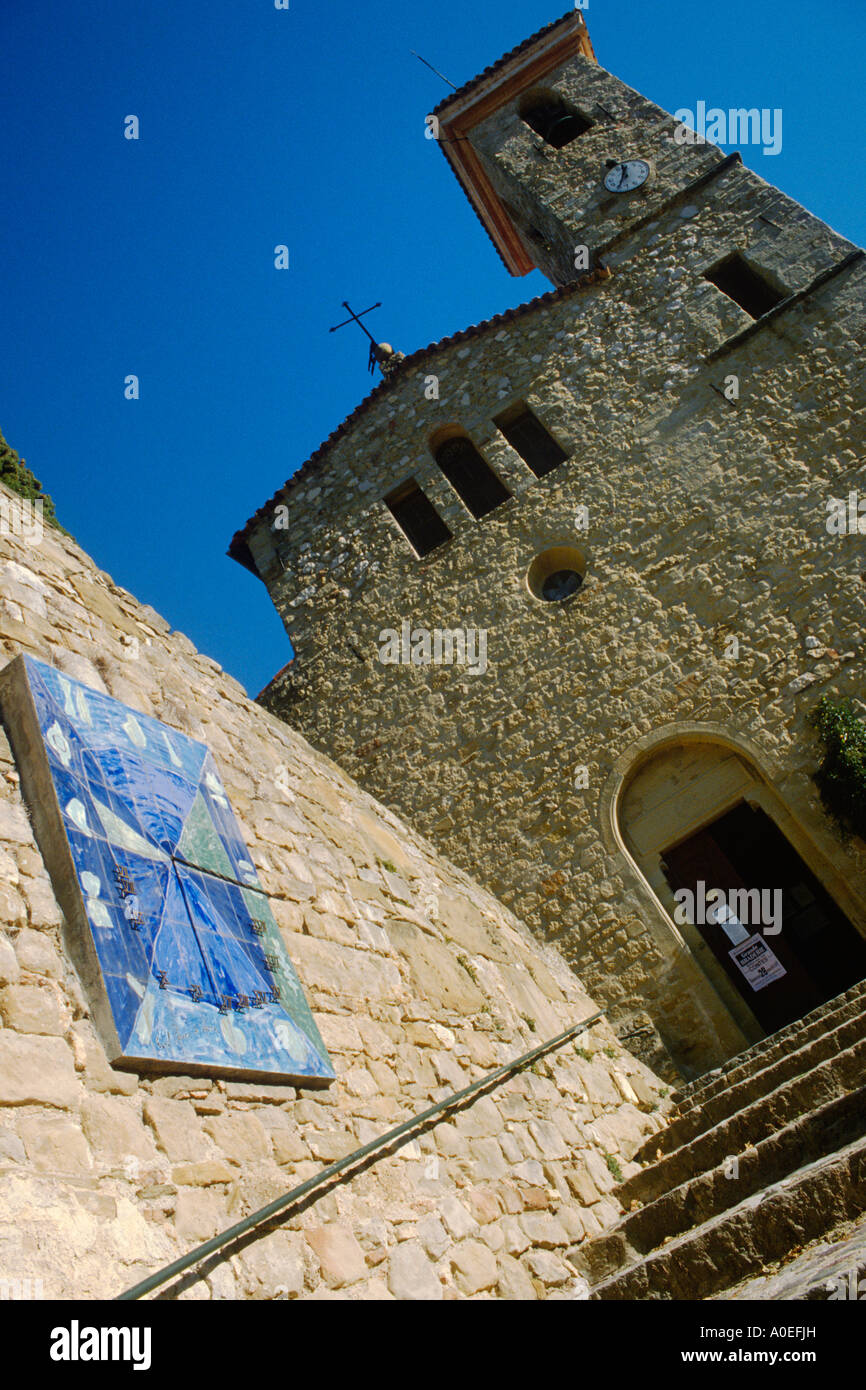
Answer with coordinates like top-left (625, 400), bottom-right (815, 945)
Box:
top-left (0, 654), bottom-right (334, 1088)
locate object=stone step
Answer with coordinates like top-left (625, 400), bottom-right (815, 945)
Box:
top-left (632, 1005), bottom-right (866, 1165)
top-left (621, 1040), bottom-right (866, 1209)
top-left (580, 1133), bottom-right (866, 1301)
top-left (674, 982), bottom-right (866, 1113)
top-left (719, 1211), bottom-right (866, 1300)
top-left (578, 1083), bottom-right (866, 1281)
top-left (672, 979), bottom-right (866, 1109)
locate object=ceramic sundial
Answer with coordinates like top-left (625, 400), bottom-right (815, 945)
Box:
top-left (0, 653), bottom-right (334, 1086)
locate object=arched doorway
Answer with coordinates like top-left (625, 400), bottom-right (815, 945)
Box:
top-left (617, 737), bottom-right (866, 1041)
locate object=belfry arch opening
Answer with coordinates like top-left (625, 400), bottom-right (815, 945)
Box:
top-left (616, 738), bottom-right (866, 1049)
top-left (517, 89), bottom-right (593, 148)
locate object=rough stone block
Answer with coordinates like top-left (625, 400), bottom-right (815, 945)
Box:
top-left (144, 1097), bottom-right (210, 1163)
top-left (385, 919), bottom-right (485, 1013)
top-left (466, 1187), bottom-right (501, 1225)
top-left (289, 933), bottom-right (403, 1000)
top-left (416, 1213), bottom-right (450, 1260)
top-left (201, 1111), bottom-right (271, 1164)
top-left (0, 883), bottom-right (27, 928)
top-left (450, 1239), bottom-right (499, 1295)
top-left (0, 1125), bottom-right (26, 1163)
top-left (0, 983), bottom-right (66, 1035)
top-left (496, 1250), bottom-right (538, 1300)
top-left (81, 1094), bottom-right (159, 1164)
top-left (387, 1241), bottom-right (443, 1300)
top-left (13, 928), bottom-right (62, 978)
top-left (271, 1129), bottom-right (311, 1165)
top-left (172, 1160), bottom-right (237, 1186)
top-left (18, 1114), bottom-right (92, 1173)
top-left (438, 1193), bottom-right (476, 1239)
top-left (239, 1229), bottom-right (306, 1299)
top-left (0, 1032), bottom-right (79, 1107)
top-left (316, 1013), bottom-right (363, 1053)
top-left (0, 935), bottom-right (20, 986)
top-left (519, 1211), bottom-right (570, 1248)
top-left (528, 1118), bottom-right (570, 1161)
top-left (175, 1188), bottom-right (227, 1243)
top-left (307, 1129), bottom-right (357, 1163)
top-left (19, 876), bottom-right (63, 928)
top-left (0, 800), bottom-right (33, 845)
top-left (469, 1137), bottom-right (509, 1181)
top-left (306, 1223), bottom-right (367, 1288)
top-left (70, 1021), bottom-right (138, 1096)
top-left (524, 1250), bottom-right (574, 1287)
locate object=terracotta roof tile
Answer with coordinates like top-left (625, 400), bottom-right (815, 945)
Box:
top-left (430, 10), bottom-right (583, 117)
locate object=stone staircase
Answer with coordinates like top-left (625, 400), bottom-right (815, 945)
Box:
top-left (570, 980), bottom-right (866, 1300)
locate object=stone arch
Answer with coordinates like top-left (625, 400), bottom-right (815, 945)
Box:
top-left (428, 427), bottom-right (510, 520)
top-left (600, 722), bottom-right (866, 1069)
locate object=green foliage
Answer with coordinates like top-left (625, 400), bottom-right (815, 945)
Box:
top-left (575, 1046), bottom-right (593, 1061)
top-left (604, 1152), bottom-right (624, 1183)
top-left (808, 696), bottom-right (866, 840)
top-left (0, 428), bottom-right (65, 532)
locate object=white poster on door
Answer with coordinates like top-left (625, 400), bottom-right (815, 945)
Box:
top-left (729, 934), bottom-right (787, 991)
top-left (708, 900), bottom-right (751, 946)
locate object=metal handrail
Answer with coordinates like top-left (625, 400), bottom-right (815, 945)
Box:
top-left (116, 1010), bottom-right (605, 1300)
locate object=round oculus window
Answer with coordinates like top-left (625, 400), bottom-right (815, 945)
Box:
top-left (540, 568), bottom-right (583, 602)
top-left (527, 545), bottom-right (587, 602)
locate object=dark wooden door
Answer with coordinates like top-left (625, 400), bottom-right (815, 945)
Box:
top-left (662, 823), bottom-right (825, 1033)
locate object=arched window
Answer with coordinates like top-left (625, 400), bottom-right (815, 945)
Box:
top-left (494, 402), bottom-right (569, 477)
top-left (431, 432), bottom-right (510, 519)
top-left (518, 90), bottom-right (593, 148)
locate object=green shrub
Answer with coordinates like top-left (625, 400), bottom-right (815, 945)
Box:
top-left (809, 696), bottom-right (866, 840)
top-left (604, 1152), bottom-right (624, 1182)
top-left (0, 429), bottom-right (65, 533)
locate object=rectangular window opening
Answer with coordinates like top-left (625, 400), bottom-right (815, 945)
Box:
top-left (384, 480), bottom-right (452, 557)
top-left (494, 403), bottom-right (569, 478)
top-left (704, 252), bottom-right (787, 320)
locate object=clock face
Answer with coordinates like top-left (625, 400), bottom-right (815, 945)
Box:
top-left (603, 159), bottom-right (650, 193)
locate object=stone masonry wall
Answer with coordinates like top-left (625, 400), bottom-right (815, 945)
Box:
top-left (0, 487), bottom-right (669, 1300)
top-left (245, 65), bottom-right (866, 1079)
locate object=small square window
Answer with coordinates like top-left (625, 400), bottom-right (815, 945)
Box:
top-left (704, 252), bottom-right (786, 320)
top-left (385, 480), bottom-right (452, 557)
top-left (519, 92), bottom-right (594, 149)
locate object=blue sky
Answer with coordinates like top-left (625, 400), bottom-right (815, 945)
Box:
top-left (2, 0), bottom-right (863, 696)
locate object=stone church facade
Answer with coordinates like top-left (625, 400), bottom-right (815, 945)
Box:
top-left (231, 12), bottom-right (866, 1081)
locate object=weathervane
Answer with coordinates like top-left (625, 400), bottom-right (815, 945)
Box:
top-left (329, 300), bottom-right (404, 376)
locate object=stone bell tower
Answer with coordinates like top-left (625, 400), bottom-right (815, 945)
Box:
top-left (230, 11), bottom-right (866, 1080)
top-left (427, 10), bottom-right (735, 289)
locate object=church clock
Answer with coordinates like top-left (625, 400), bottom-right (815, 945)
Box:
top-left (603, 159), bottom-right (651, 193)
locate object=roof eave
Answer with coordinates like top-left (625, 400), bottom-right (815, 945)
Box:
top-left (433, 12), bottom-right (597, 276)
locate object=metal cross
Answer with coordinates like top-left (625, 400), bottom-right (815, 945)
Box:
top-left (329, 300), bottom-right (386, 374)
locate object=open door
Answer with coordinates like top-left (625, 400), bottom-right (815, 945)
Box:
top-left (661, 802), bottom-right (866, 1034)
